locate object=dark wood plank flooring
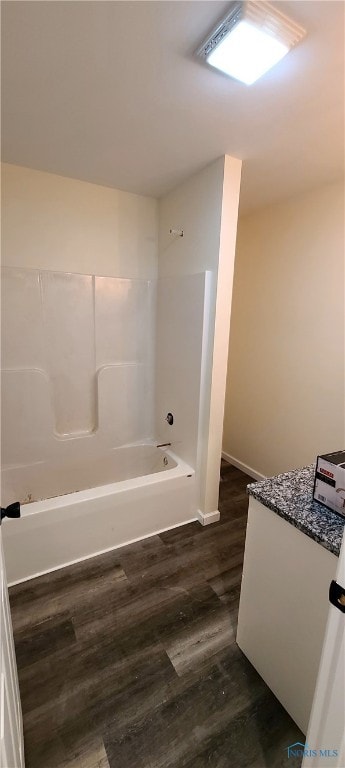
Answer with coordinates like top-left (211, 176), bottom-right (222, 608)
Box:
top-left (9, 462), bottom-right (303, 768)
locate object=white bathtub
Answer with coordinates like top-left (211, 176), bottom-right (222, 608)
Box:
top-left (1, 444), bottom-right (196, 585)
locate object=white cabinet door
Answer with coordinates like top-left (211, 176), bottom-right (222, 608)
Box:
top-left (236, 497), bottom-right (337, 734)
top-left (303, 531), bottom-right (345, 767)
top-left (0, 525), bottom-right (24, 768)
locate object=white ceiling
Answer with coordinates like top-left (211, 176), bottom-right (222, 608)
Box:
top-left (2, 1), bottom-right (344, 212)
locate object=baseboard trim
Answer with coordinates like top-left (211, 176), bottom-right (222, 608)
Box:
top-left (196, 509), bottom-right (220, 526)
top-left (221, 452), bottom-right (266, 482)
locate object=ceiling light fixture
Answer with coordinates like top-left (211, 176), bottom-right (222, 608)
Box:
top-left (196, 1), bottom-right (306, 85)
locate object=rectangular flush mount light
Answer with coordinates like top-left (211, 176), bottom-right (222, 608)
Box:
top-left (196, 1), bottom-right (306, 85)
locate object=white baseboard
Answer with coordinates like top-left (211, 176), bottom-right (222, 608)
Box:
top-left (221, 452), bottom-right (266, 482)
top-left (196, 509), bottom-right (220, 526)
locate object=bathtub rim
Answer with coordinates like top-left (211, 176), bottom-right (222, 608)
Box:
top-left (16, 447), bottom-right (194, 517)
top-left (4, 449), bottom-right (198, 586)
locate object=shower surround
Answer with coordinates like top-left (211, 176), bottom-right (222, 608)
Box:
top-left (1, 266), bottom-right (155, 471)
top-left (1, 156), bottom-right (242, 584)
top-left (1, 266), bottom-right (207, 583)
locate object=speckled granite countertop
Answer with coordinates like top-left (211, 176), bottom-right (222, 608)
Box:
top-left (247, 465), bottom-right (344, 557)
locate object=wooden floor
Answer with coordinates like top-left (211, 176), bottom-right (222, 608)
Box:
top-left (9, 462), bottom-right (303, 768)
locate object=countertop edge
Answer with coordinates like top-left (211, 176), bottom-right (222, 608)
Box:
top-left (246, 464), bottom-right (344, 558)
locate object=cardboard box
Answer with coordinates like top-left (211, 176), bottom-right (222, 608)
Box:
top-left (313, 450), bottom-right (345, 516)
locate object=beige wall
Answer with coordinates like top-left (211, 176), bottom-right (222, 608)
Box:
top-left (223, 181), bottom-right (345, 478)
top-left (1, 164), bottom-right (158, 278)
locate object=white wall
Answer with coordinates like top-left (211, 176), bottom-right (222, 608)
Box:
top-left (158, 156), bottom-right (242, 516)
top-left (223, 182), bottom-right (345, 478)
top-left (1, 164), bottom-right (158, 278)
